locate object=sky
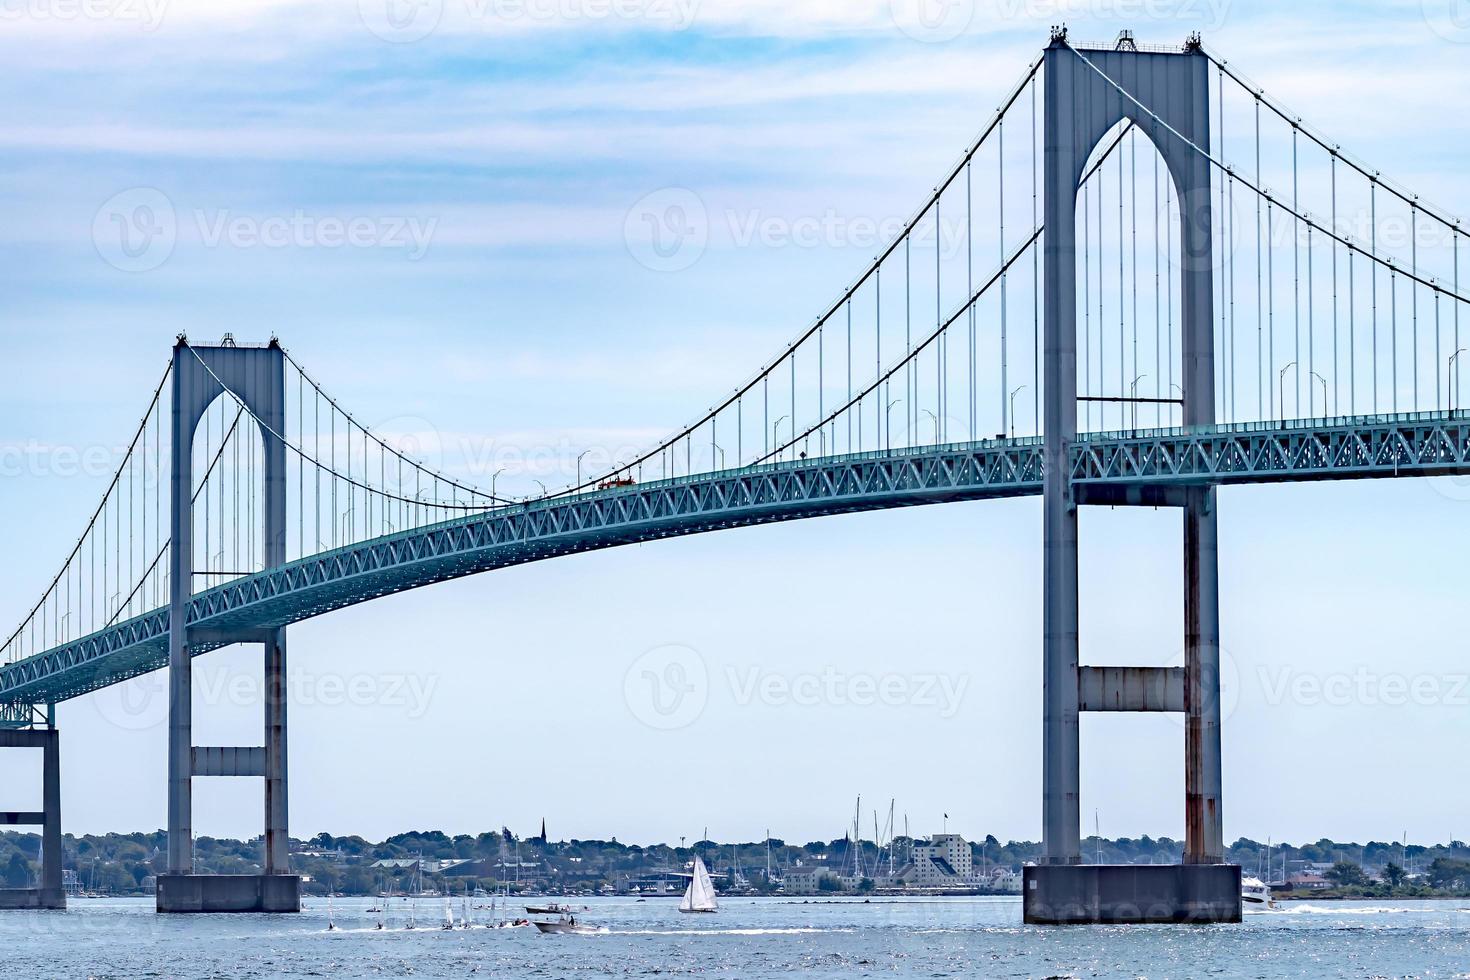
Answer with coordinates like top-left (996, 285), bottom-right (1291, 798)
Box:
top-left (3, 0), bottom-right (1470, 852)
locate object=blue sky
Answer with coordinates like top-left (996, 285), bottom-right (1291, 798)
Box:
top-left (4, 0), bottom-right (1470, 850)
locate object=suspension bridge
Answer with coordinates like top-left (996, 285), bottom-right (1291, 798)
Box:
top-left (2, 29), bottom-right (1467, 920)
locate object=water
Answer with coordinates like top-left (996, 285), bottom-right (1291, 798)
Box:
top-left (8, 895), bottom-right (1470, 978)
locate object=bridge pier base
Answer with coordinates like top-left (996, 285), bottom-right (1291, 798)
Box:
top-left (1023, 864), bottom-right (1240, 924)
top-left (0, 727), bottom-right (66, 911)
top-left (157, 873), bottom-right (301, 914)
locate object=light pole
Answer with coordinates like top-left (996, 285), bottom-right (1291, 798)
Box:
top-left (491, 467), bottom-right (506, 501)
top-left (886, 399), bottom-right (902, 452)
top-left (1128, 375), bottom-right (1147, 431)
top-left (712, 443), bottom-right (725, 469)
top-left (1310, 371), bottom-right (1329, 419)
top-left (1449, 348), bottom-right (1467, 413)
top-left (922, 409), bottom-right (939, 445)
top-left (773, 416), bottom-right (788, 462)
top-left (575, 450), bottom-right (591, 490)
top-left (1008, 385), bottom-right (1026, 439)
top-left (1278, 361), bottom-right (1297, 426)
top-left (533, 478), bottom-right (546, 499)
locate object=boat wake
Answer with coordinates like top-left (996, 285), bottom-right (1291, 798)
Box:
top-left (1260, 904), bottom-right (1433, 915)
top-left (618, 927), bottom-right (852, 936)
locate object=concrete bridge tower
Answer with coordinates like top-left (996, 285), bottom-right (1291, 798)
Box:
top-left (157, 337), bottom-right (300, 913)
top-left (1025, 31), bottom-right (1240, 923)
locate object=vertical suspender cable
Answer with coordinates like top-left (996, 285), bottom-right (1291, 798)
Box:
top-left (1032, 75), bottom-right (1040, 433)
top-left (1331, 154), bottom-right (1338, 416)
top-left (1292, 123), bottom-right (1301, 417)
top-left (1255, 96), bottom-right (1264, 418)
top-left (1084, 180), bottom-right (1092, 431)
top-left (1000, 123), bottom-right (1008, 440)
top-left (1371, 179), bottom-right (1378, 412)
top-left (1412, 203), bottom-right (1419, 409)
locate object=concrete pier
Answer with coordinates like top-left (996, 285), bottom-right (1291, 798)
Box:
top-left (1024, 865), bottom-right (1242, 924)
top-left (0, 728), bottom-right (65, 911)
top-left (157, 874), bottom-right (301, 914)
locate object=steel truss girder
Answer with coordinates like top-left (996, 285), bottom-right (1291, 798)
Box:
top-left (5, 411), bottom-right (1469, 707)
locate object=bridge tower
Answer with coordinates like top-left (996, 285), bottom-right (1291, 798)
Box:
top-left (1025, 32), bottom-right (1240, 923)
top-left (157, 337), bottom-right (300, 913)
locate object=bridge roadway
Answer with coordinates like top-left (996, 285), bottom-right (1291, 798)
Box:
top-left (4, 408), bottom-right (1468, 708)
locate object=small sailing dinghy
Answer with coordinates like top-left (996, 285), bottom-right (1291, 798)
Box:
top-left (679, 855), bottom-right (718, 914)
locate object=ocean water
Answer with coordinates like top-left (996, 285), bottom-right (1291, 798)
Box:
top-left (7, 895), bottom-right (1470, 978)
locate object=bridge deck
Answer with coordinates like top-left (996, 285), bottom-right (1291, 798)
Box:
top-left (5, 410), bottom-right (1469, 707)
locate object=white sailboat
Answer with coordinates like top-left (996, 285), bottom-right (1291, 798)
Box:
top-left (679, 855), bottom-right (718, 913)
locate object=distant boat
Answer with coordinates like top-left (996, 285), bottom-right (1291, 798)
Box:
top-left (326, 894), bottom-right (337, 931)
top-left (533, 914), bottom-right (607, 935)
top-left (525, 902), bottom-right (575, 915)
top-left (442, 898), bottom-right (455, 930)
top-left (1242, 876), bottom-right (1272, 907)
top-left (679, 856), bottom-right (718, 913)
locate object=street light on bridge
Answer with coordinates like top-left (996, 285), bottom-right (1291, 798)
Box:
top-left (1278, 361), bottom-right (1298, 427)
top-left (773, 415), bottom-right (788, 461)
top-left (1310, 371), bottom-right (1329, 420)
top-left (575, 450), bottom-right (591, 490)
top-left (922, 409), bottom-right (939, 445)
top-left (1448, 348), bottom-right (1467, 413)
top-left (886, 399), bottom-right (902, 452)
top-left (1009, 386), bottom-right (1026, 439)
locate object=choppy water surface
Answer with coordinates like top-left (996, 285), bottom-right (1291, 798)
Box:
top-left (8, 895), bottom-right (1470, 978)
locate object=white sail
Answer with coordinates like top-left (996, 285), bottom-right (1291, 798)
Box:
top-left (680, 856), bottom-right (718, 912)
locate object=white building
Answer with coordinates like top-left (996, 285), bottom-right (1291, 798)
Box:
top-left (783, 866), bottom-right (838, 896)
top-left (909, 834), bottom-right (972, 887)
